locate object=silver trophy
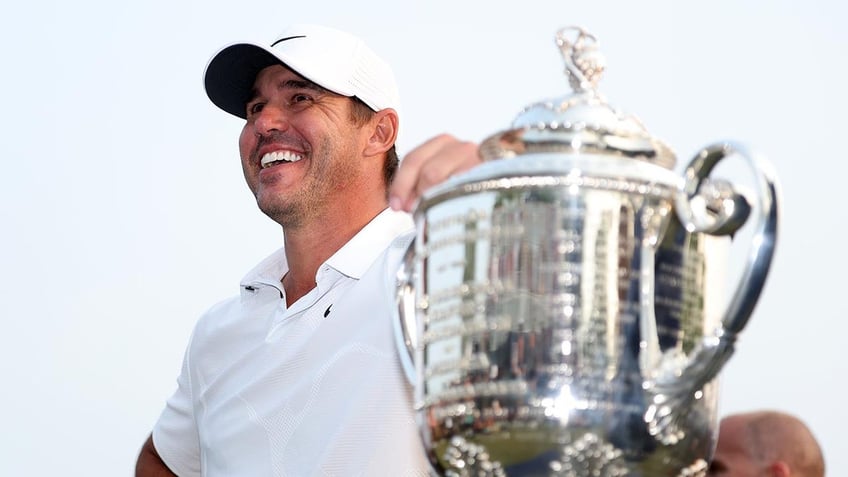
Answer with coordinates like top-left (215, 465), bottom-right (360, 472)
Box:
top-left (395, 27), bottom-right (779, 476)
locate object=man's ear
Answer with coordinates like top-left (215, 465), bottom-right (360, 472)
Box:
top-left (767, 461), bottom-right (791, 477)
top-left (363, 108), bottom-right (399, 156)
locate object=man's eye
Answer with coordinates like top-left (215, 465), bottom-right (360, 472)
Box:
top-left (291, 93), bottom-right (312, 103)
top-left (247, 102), bottom-right (265, 116)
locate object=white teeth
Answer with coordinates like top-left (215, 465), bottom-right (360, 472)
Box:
top-left (260, 151), bottom-right (304, 169)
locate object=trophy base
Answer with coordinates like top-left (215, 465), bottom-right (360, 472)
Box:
top-left (426, 399), bottom-right (713, 477)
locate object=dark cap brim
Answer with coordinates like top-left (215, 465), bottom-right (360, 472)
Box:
top-left (204, 44), bottom-right (285, 119)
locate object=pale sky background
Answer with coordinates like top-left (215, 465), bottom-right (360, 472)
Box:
top-left (2, 0), bottom-right (846, 475)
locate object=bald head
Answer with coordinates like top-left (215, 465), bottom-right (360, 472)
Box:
top-left (709, 411), bottom-right (824, 477)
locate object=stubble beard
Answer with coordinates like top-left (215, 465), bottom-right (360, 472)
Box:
top-left (257, 136), bottom-right (359, 230)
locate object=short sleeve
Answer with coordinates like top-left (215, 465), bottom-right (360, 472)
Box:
top-left (152, 333), bottom-right (202, 477)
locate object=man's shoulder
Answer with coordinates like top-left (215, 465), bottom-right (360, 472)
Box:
top-left (387, 227), bottom-right (414, 249)
top-left (186, 290), bottom-right (273, 361)
top-left (367, 227), bottom-right (414, 271)
top-left (355, 228), bottom-right (414, 301)
top-left (194, 294), bottom-right (244, 332)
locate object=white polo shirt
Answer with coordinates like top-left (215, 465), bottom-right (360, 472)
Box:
top-left (152, 209), bottom-right (430, 477)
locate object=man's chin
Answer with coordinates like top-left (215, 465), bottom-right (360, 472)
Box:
top-left (258, 199), bottom-right (302, 228)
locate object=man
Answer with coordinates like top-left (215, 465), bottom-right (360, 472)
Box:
top-left (708, 411), bottom-right (825, 477)
top-left (135, 24), bottom-right (480, 476)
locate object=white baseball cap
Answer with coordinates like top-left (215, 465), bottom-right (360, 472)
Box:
top-left (204, 24), bottom-right (401, 119)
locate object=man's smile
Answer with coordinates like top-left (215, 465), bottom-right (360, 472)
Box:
top-left (260, 150), bottom-right (305, 169)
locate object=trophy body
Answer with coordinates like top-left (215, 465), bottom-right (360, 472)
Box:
top-left (395, 28), bottom-right (779, 477)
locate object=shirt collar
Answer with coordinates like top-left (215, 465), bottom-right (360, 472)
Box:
top-left (239, 208), bottom-right (413, 293)
top-left (239, 247), bottom-right (289, 297)
top-left (325, 208), bottom-right (413, 279)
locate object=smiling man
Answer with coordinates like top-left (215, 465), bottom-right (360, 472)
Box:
top-left (135, 24), bottom-right (480, 476)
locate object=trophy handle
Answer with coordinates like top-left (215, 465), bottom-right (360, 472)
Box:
top-left (645, 141), bottom-right (780, 443)
top-left (393, 239), bottom-right (419, 385)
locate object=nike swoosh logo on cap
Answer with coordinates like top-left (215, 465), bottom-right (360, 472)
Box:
top-left (270, 35), bottom-right (306, 47)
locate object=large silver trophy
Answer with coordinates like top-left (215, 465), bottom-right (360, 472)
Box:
top-left (395, 27), bottom-right (779, 476)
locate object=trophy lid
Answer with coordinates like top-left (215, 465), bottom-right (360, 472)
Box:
top-left (480, 27), bottom-right (676, 169)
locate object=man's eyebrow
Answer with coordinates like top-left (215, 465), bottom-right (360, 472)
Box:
top-left (248, 79), bottom-right (329, 103)
top-left (280, 78), bottom-right (327, 93)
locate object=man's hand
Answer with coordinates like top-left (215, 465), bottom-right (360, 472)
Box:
top-left (389, 134), bottom-right (482, 212)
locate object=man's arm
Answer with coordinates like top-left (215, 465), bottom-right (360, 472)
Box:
top-left (389, 134), bottom-right (481, 212)
top-left (135, 434), bottom-right (178, 477)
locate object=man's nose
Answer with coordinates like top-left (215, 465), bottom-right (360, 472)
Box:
top-left (254, 105), bottom-right (290, 136)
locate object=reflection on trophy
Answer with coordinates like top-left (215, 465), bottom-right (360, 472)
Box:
top-left (395, 27), bottom-right (779, 476)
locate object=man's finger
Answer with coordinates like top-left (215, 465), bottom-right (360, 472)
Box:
top-left (390, 134), bottom-right (464, 210)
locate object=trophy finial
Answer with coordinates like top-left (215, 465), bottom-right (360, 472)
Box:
top-left (556, 26), bottom-right (605, 92)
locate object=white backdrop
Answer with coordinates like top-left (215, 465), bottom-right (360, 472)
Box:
top-left (2, 1), bottom-right (845, 475)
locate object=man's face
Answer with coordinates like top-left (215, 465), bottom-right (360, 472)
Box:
top-left (238, 64), bottom-right (370, 228)
top-left (708, 417), bottom-right (762, 476)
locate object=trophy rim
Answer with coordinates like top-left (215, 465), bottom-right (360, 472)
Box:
top-left (415, 152), bottom-right (681, 214)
